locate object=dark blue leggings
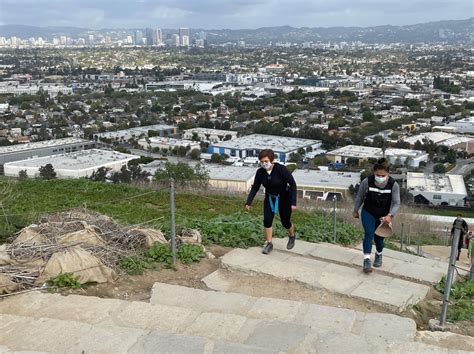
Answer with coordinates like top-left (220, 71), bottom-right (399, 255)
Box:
top-left (361, 208), bottom-right (384, 254)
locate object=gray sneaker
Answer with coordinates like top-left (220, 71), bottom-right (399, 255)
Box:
top-left (374, 253), bottom-right (383, 268)
top-left (363, 258), bottom-right (372, 273)
top-left (262, 242), bottom-right (273, 255)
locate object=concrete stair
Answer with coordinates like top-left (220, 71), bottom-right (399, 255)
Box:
top-left (219, 246), bottom-right (430, 312)
top-left (0, 286), bottom-right (471, 353)
top-left (272, 238), bottom-right (451, 285)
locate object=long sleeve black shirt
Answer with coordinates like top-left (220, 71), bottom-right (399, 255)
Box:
top-left (246, 163), bottom-right (297, 206)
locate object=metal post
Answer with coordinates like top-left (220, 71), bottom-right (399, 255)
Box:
top-left (445, 227), bottom-right (449, 247)
top-left (170, 178), bottom-right (177, 266)
top-left (470, 251), bottom-right (474, 281)
top-left (333, 196), bottom-right (337, 242)
top-left (400, 223), bottom-right (404, 252)
top-left (439, 218), bottom-right (464, 326)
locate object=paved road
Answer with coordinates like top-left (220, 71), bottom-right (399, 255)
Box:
top-left (448, 158), bottom-right (474, 176)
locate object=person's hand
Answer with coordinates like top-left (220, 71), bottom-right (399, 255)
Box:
top-left (352, 211), bottom-right (359, 219)
top-left (382, 215), bottom-right (392, 224)
top-left (291, 205), bottom-right (297, 212)
top-left (245, 204), bottom-right (252, 211)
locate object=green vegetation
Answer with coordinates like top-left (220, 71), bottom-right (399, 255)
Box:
top-left (435, 277), bottom-right (474, 322)
top-left (46, 273), bottom-right (82, 289)
top-left (119, 243), bottom-right (205, 275)
top-left (0, 178), bottom-right (361, 247)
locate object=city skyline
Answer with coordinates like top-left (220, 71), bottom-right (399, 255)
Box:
top-left (0, 0), bottom-right (472, 30)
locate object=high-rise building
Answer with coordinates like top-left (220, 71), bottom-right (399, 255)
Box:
top-left (179, 27), bottom-right (189, 46)
top-left (145, 28), bottom-right (154, 45)
top-left (59, 36), bottom-right (67, 45)
top-left (199, 31), bottom-right (207, 40)
top-left (155, 28), bottom-right (163, 44)
top-left (87, 34), bottom-right (94, 45)
top-left (172, 34), bottom-right (180, 47)
top-left (134, 30), bottom-right (143, 45)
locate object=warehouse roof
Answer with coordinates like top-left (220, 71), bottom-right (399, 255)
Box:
top-left (293, 169), bottom-right (360, 189)
top-left (205, 165), bottom-right (257, 182)
top-left (94, 124), bottom-right (176, 139)
top-left (4, 149), bottom-right (138, 170)
top-left (0, 138), bottom-right (90, 155)
top-left (211, 134), bottom-right (321, 152)
top-left (407, 172), bottom-right (467, 195)
top-left (327, 145), bottom-right (382, 159)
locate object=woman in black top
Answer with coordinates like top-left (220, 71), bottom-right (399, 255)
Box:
top-left (245, 149), bottom-right (297, 254)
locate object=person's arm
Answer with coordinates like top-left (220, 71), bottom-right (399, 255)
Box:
top-left (389, 182), bottom-right (401, 217)
top-left (246, 170), bottom-right (262, 206)
top-left (353, 178), bottom-right (369, 215)
top-left (280, 165), bottom-right (297, 206)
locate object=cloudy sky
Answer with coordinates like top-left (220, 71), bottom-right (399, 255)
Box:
top-left (0, 0), bottom-right (471, 29)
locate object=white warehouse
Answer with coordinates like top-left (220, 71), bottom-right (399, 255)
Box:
top-left (138, 137), bottom-right (201, 152)
top-left (183, 128), bottom-right (238, 143)
top-left (407, 172), bottom-right (467, 207)
top-left (4, 149), bottom-right (139, 179)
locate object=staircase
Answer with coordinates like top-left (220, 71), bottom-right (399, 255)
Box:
top-left (0, 239), bottom-right (472, 353)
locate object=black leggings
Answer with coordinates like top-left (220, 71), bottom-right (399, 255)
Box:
top-left (263, 194), bottom-right (292, 229)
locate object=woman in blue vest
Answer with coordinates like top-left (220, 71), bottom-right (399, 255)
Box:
top-left (245, 149), bottom-right (297, 254)
top-left (353, 158), bottom-right (400, 273)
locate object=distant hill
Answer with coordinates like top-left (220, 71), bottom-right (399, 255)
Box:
top-left (0, 18), bottom-right (472, 44)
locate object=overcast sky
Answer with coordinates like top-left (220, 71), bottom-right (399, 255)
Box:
top-left (0, 0), bottom-right (471, 29)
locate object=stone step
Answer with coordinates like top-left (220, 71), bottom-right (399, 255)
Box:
top-left (272, 238), bottom-right (449, 284)
top-left (0, 313), bottom-right (468, 354)
top-left (0, 313), bottom-right (274, 354)
top-left (151, 282), bottom-right (417, 342)
top-left (220, 247), bottom-right (430, 312)
top-left (0, 289), bottom-right (469, 353)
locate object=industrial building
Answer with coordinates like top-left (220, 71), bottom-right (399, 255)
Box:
top-left (183, 128), bottom-right (238, 143)
top-left (209, 134), bottom-right (321, 163)
top-left (326, 145), bottom-right (428, 167)
top-left (138, 137), bottom-right (200, 152)
top-left (206, 165), bottom-right (257, 193)
top-left (0, 138), bottom-right (93, 170)
top-left (292, 169), bottom-right (360, 200)
top-left (4, 149), bottom-right (138, 179)
top-left (444, 117), bottom-right (474, 134)
top-left (407, 172), bottom-right (467, 207)
top-left (93, 124), bottom-right (177, 143)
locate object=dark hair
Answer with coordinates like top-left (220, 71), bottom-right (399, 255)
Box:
top-left (258, 149), bottom-right (275, 161)
top-left (373, 158), bottom-right (390, 173)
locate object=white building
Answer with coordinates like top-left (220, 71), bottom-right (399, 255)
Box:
top-left (4, 149), bottom-right (138, 179)
top-left (407, 172), bottom-right (467, 207)
top-left (183, 128), bottom-right (238, 143)
top-left (0, 138), bottom-right (93, 165)
top-left (327, 145), bottom-right (428, 167)
top-left (206, 165), bottom-right (257, 193)
top-left (292, 169), bottom-right (360, 200)
top-left (94, 125), bottom-right (177, 143)
top-left (209, 134), bottom-right (322, 163)
top-left (444, 117), bottom-right (474, 134)
top-left (138, 137), bottom-right (200, 152)
top-left (403, 132), bottom-right (457, 146)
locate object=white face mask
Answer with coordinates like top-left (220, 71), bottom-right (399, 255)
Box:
top-left (375, 175), bottom-right (387, 184)
top-left (262, 162), bottom-right (273, 170)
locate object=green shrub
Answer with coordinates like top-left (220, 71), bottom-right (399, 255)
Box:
top-left (435, 277), bottom-right (474, 322)
top-left (178, 244), bottom-right (205, 265)
top-left (47, 273), bottom-right (82, 289)
top-left (119, 256), bottom-right (152, 275)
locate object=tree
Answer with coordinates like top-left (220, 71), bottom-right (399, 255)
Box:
top-left (190, 149), bottom-right (201, 160)
top-left (445, 149), bottom-right (456, 164)
top-left (18, 170), bottom-right (28, 180)
top-left (433, 163), bottom-right (447, 174)
top-left (346, 157), bottom-right (359, 167)
top-left (90, 167), bottom-right (109, 182)
top-left (177, 146), bottom-right (187, 157)
top-left (362, 110), bottom-right (376, 122)
top-left (154, 162), bottom-right (209, 184)
top-left (286, 164), bottom-right (297, 173)
top-left (210, 153), bottom-right (222, 163)
top-left (39, 164), bottom-right (56, 179)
